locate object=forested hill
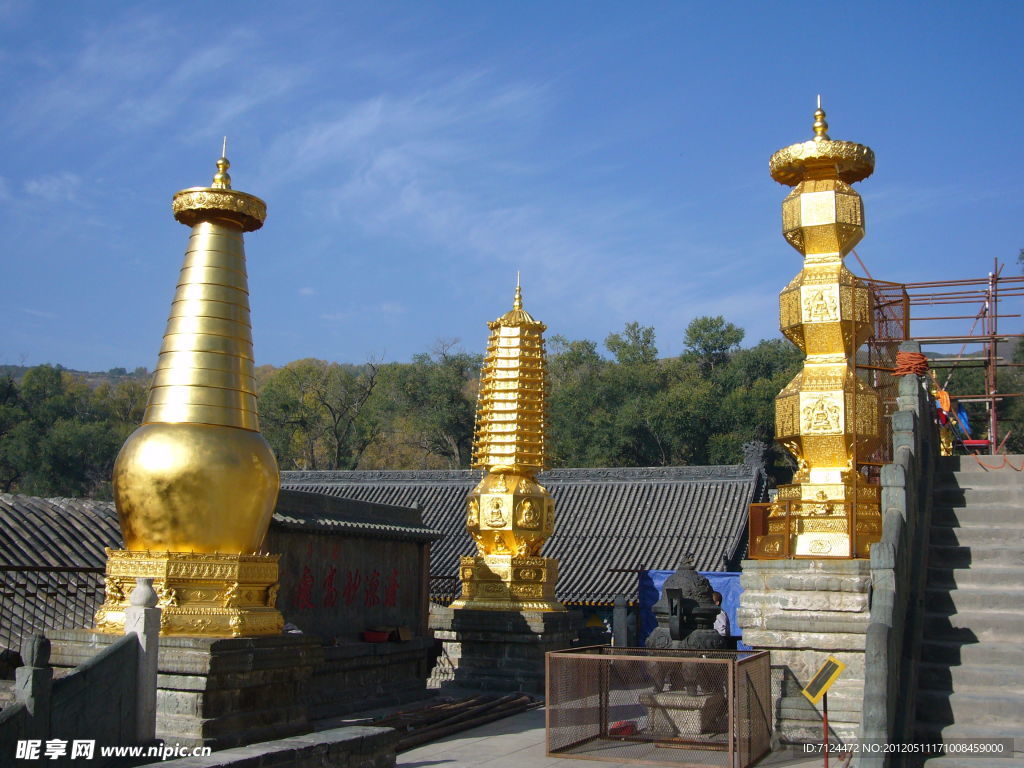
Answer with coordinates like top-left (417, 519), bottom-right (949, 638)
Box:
top-left (0, 364), bottom-right (150, 388)
top-left (4, 316), bottom-right (1020, 500)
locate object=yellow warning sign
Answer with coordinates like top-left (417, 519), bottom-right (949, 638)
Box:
top-left (802, 655), bottom-right (846, 705)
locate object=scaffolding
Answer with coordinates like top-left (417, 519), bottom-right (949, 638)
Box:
top-left (855, 255), bottom-right (1024, 455)
top-left (859, 276), bottom-right (910, 470)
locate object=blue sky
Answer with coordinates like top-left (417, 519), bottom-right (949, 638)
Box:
top-left (1, 2), bottom-right (1022, 370)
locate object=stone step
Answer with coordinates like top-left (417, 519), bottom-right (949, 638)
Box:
top-left (934, 487), bottom-right (1021, 507)
top-left (915, 689), bottom-right (1024, 728)
top-left (925, 585), bottom-right (1023, 613)
top-left (914, 722), bottom-right (1024, 764)
top-left (931, 504), bottom-right (1024, 526)
top-left (938, 455), bottom-right (1024, 473)
top-left (921, 638), bottom-right (1020, 668)
top-left (923, 609), bottom-right (1024, 642)
top-left (927, 564), bottom-right (1024, 590)
top-left (929, 525), bottom-right (1024, 547)
top-left (918, 661), bottom-right (1024, 693)
top-left (935, 469), bottom-right (1024, 487)
top-left (778, 695), bottom-right (860, 723)
top-left (927, 544), bottom-right (1024, 568)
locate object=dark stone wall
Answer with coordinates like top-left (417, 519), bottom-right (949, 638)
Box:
top-left (50, 636), bottom-right (139, 756)
top-left (0, 635), bottom-right (139, 768)
top-left (49, 630), bottom-right (435, 751)
top-left (266, 529), bottom-right (429, 641)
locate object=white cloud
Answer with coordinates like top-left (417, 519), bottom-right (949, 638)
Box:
top-left (24, 172), bottom-right (82, 203)
top-left (6, 11), bottom-right (305, 142)
top-left (252, 68), bottom-right (781, 350)
top-left (20, 307), bottom-right (59, 320)
top-left (298, 287), bottom-right (317, 296)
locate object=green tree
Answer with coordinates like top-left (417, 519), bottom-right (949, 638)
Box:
top-left (683, 315), bottom-right (745, 373)
top-left (0, 365), bottom-right (127, 498)
top-left (605, 322), bottom-right (657, 366)
top-left (548, 335), bottom-right (606, 466)
top-left (548, 322), bottom-right (670, 467)
top-left (599, 324), bottom-right (665, 466)
top-left (376, 341), bottom-right (481, 468)
top-left (0, 374), bottom-right (27, 490)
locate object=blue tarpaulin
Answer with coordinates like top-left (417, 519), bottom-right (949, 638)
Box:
top-left (637, 570), bottom-right (750, 650)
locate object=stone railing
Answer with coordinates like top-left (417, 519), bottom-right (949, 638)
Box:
top-left (855, 342), bottom-right (937, 767)
top-left (0, 578), bottom-right (160, 766)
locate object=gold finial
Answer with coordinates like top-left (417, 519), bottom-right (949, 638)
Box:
top-left (513, 273), bottom-right (523, 310)
top-left (813, 97), bottom-right (830, 141)
top-left (212, 137), bottom-right (232, 189)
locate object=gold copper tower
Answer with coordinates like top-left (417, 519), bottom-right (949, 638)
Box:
top-left (95, 148), bottom-right (284, 636)
top-left (755, 104), bottom-right (883, 559)
top-left (451, 282), bottom-right (563, 611)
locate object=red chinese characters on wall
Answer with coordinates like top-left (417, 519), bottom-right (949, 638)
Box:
top-left (384, 568), bottom-right (399, 608)
top-left (343, 570), bottom-right (361, 606)
top-left (295, 566), bottom-right (315, 611)
top-left (293, 562), bottom-right (401, 612)
top-left (323, 566), bottom-right (338, 608)
top-left (364, 570), bottom-right (381, 608)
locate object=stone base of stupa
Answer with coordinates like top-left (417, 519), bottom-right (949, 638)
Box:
top-left (93, 548), bottom-right (283, 637)
top-left (450, 554), bottom-right (563, 612)
top-left (753, 479), bottom-right (881, 559)
top-left (436, 608), bottom-right (579, 694)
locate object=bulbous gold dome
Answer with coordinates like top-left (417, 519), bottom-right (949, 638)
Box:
top-left (114, 422), bottom-right (278, 553)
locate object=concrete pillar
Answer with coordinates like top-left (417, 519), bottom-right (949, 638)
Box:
top-left (123, 577), bottom-right (161, 744)
top-left (612, 596), bottom-right (628, 647)
top-left (15, 636), bottom-right (52, 740)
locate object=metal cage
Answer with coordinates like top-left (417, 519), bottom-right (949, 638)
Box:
top-left (547, 646), bottom-right (771, 767)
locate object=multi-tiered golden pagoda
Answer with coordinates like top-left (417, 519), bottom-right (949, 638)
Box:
top-left (94, 148), bottom-right (284, 636)
top-left (451, 281), bottom-right (563, 611)
top-left (754, 104), bottom-right (883, 559)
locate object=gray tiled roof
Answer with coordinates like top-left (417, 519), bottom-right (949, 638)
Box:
top-left (273, 489), bottom-right (441, 542)
top-left (0, 461), bottom-right (762, 609)
top-left (282, 464), bottom-right (765, 605)
top-left (0, 491), bottom-right (437, 652)
top-left (0, 491), bottom-right (438, 569)
top-left (0, 495), bottom-right (121, 568)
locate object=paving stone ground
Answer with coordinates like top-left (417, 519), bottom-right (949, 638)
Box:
top-left (398, 706), bottom-right (825, 768)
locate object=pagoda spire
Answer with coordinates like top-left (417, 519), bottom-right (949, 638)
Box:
top-left (453, 281), bottom-right (563, 612)
top-left (143, 148), bottom-right (266, 432)
top-left (470, 282), bottom-right (548, 474)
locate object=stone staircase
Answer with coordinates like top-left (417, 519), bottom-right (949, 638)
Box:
top-left (914, 455), bottom-right (1024, 766)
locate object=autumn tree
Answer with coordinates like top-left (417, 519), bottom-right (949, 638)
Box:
top-left (260, 359), bottom-right (379, 470)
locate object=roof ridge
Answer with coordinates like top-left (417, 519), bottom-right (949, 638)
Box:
top-left (281, 464), bottom-right (757, 485)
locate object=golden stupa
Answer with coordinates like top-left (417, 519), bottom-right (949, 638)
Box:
top-left (754, 103), bottom-right (883, 559)
top-left (94, 146), bottom-right (284, 636)
top-left (451, 281), bottom-right (564, 612)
